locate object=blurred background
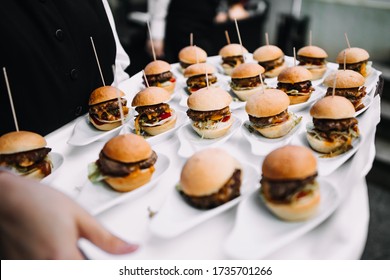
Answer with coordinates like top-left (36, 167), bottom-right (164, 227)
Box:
top-left (107, 0), bottom-right (389, 259)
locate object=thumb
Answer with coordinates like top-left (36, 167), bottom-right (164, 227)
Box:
top-left (76, 210), bottom-right (138, 255)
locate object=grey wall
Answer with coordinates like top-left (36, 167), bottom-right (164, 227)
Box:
top-left (301, 0), bottom-right (390, 62)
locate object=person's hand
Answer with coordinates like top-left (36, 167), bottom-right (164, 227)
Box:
top-left (146, 39), bottom-right (165, 59)
top-left (228, 3), bottom-right (249, 21)
top-left (0, 171), bottom-right (138, 259)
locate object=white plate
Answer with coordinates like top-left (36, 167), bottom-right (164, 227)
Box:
top-left (125, 110), bottom-right (188, 145)
top-left (177, 116), bottom-right (242, 158)
top-left (41, 152), bottom-right (64, 184)
top-left (67, 115), bottom-right (129, 146)
top-left (149, 162), bottom-right (259, 238)
top-left (76, 153), bottom-right (170, 215)
top-left (288, 87), bottom-right (325, 113)
top-left (364, 67), bottom-right (381, 96)
top-left (241, 117), bottom-right (303, 156)
top-left (224, 178), bottom-right (340, 259)
top-left (292, 129), bottom-right (362, 176)
top-left (355, 93), bottom-right (373, 117)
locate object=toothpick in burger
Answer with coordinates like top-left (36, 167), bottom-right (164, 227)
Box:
top-left (297, 45), bottom-right (328, 80)
top-left (0, 131), bottom-right (52, 179)
top-left (183, 63), bottom-right (218, 94)
top-left (323, 69), bottom-right (366, 111)
top-left (178, 45), bottom-right (207, 72)
top-left (88, 134), bottom-right (157, 192)
top-left (260, 145), bottom-right (320, 221)
top-left (230, 62), bottom-right (265, 101)
top-left (253, 45), bottom-right (287, 78)
top-left (187, 87), bottom-right (233, 139)
top-left (245, 89), bottom-right (301, 138)
top-left (178, 148), bottom-right (242, 209)
top-left (219, 43), bottom-right (248, 76)
top-left (336, 47), bottom-right (370, 77)
top-left (88, 86), bottom-right (129, 131)
top-left (306, 95), bottom-right (359, 157)
top-left (143, 60), bottom-right (176, 94)
top-left (132, 87), bottom-right (177, 136)
top-left (277, 66), bottom-right (314, 105)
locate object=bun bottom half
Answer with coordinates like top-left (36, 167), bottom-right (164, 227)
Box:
top-left (232, 87), bottom-right (263, 101)
top-left (142, 113), bottom-right (177, 136)
top-left (308, 66), bottom-right (327, 80)
top-left (191, 118), bottom-right (233, 139)
top-left (306, 133), bottom-right (348, 154)
top-left (252, 115), bottom-right (294, 138)
top-left (264, 62), bottom-right (287, 78)
top-left (263, 186), bottom-right (320, 221)
top-left (89, 115), bottom-right (123, 131)
top-left (160, 81), bottom-right (176, 95)
top-left (104, 166), bottom-right (155, 192)
top-left (288, 94), bottom-right (311, 105)
top-left (222, 64), bottom-right (234, 76)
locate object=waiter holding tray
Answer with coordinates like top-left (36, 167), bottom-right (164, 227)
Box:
top-left (0, 0), bottom-right (138, 259)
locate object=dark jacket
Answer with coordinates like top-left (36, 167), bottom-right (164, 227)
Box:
top-left (0, 0), bottom-right (116, 136)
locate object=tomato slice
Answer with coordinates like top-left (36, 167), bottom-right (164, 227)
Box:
top-left (159, 112), bottom-right (171, 120)
top-left (170, 77), bottom-right (176, 83)
top-left (221, 115), bottom-right (231, 122)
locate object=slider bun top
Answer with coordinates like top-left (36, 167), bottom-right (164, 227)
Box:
top-left (144, 60), bottom-right (171, 75)
top-left (178, 46), bottom-right (207, 64)
top-left (262, 145), bottom-right (317, 180)
top-left (184, 63), bottom-right (216, 78)
top-left (245, 89), bottom-right (289, 118)
top-left (297, 45), bottom-right (328, 58)
top-left (336, 47), bottom-right (369, 64)
top-left (310, 95), bottom-right (355, 119)
top-left (323, 69), bottom-right (365, 88)
top-left (277, 66), bottom-right (313, 83)
top-left (253, 45), bottom-right (284, 62)
top-left (102, 134), bottom-right (152, 163)
top-left (231, 62), bottom-right (265, 79)
top-left (131, 86), bottom-right (171, 107)
top-left (0, 131), bottom-right (47, 154)
top-left (180, 148), bottom-right (239, 196)
top-left (219, 43), bottom-right (248, 57)
top-left (89, 86), bottom-right (125, 106)
top-left (187, 87), bottom-right (232, 111)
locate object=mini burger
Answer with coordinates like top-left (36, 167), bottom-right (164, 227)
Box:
top-left (0, 131), bottom-right (52, 179)
top-left (297, 45), bottom-right (328, 80)
top-left (336, 47), bottom-right (370, 77)
top-left (307, 95), bottom-right (359, 156)
top-left (183, 63), bottom-right (218, 94)
top-left (178, 148), bottom-right (242, 209)
top-left (88, 134), bottom-right (157, 192)
top-left (219, 43), bottom-right (248, 76)
top-left (230, 62), bottom-right (265, 101)
top-left (260, 145), bottom-right (320, 221)
top-left (323, 70), bottom-right (366, 111)
top-left (178, 45), bottom-right (207, 72)
top-left (143, 60), bottom-right (176, 94)
top-left (253, 45), bottom-right (287, 78)
top-left (88, 86), bottom-right (129, 131)
top-left (277, 66), bottom-right (314, 105)
top-left (245, 89), bottom-right (301, 138)
top-left (187, 87), bottom-right (233, 139)
top-left (131, 87), bottom-right (177, 136)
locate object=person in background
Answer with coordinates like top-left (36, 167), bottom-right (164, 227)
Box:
top-left (147, 0), bottom-right (249, 63)
top-left (0, 0), bottom-right (130, 136)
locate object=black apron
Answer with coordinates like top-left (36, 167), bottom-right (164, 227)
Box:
top-left (0, 0), bottom-right (116, 136)
top-left (164, 0), bottom-right (220, 63)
